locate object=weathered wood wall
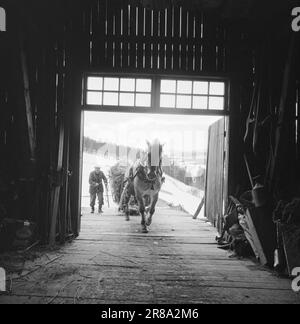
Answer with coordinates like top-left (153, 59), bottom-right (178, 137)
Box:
top-left (0, 0), bottom-right (76, 243)
top-left (0, 0), bottom-right (299, 244)
top-left (205, 118), bottom-right (225, 229)
top-left (76, 1), bottom-right (227, 74)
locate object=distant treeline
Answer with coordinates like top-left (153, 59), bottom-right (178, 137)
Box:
top-left (84, 137), bottom-right (105, 153)
top-left (83, 137), bottom-right (142, 163)
top-left (84, 137), bottom-right (205, 190)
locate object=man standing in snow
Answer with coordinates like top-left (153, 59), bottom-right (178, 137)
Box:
top-left (89, 166), bottom-right (108, 214)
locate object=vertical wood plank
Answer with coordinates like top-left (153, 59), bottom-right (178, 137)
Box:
top-left (137, 5), bottom-right (144, 70)
top-left (129, 4), bottom-right (137, 69)
top-left (105, 1), bottom-right (114, 68)
top-left (205, 118), bottom-right (225, 229)
top-left (19, 37), bottom-right (36, 162)
top-left (202, 13), bottom-right (217, 73)
top-left (145, 8), bottom-right (152, 69)
top-left (158, 10), bottom-right (165, 71)
top-left (122, 4), bottom-right (129, 69)
top-left (82, 0), bottom-right (92, 68)
top-left (91, 0), bottom-right (102, 68)
top-left (165, 6), bottom-right (180, 72)
top-left (187, 11), bottom-right (195, 72)
top-left (181, 7), bottom-right (188, 71)
top-left (152, 9), bottom-right (159, 70)
top-left (194, 12), bottom-right (203, 72)
top-left (99, 0), bottom-right (106, 68)
top-left (115, 8), bottom-right (122, 69)
top-left (49, 120), bottom-right (64, 246)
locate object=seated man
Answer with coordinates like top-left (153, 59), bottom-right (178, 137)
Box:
top-left (89, 166), bottom-right (108, 214)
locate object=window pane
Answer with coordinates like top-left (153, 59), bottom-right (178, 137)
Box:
top-left (161, 80), bottom-right (176, 93)
top-left (160, 94), bottom-right (176, 108)
top-left (104, 78), bottom-right (119, 91)
top-left (120, 93), bottom-right (135, 106)
top-left (87, 77), bottom-right (103, 90)
top-left (120, 78), bottom-right (135, 92)
top-left (194, 81), bottom-right (208, 95)
top-left (103, 92), bottom-right (119, 106)
top-left (136, 94), bottom-right (151, 107)
top-left (210, 82), bottom-right (225, 95)
top-left (177, 81), bottom-right (192, 94)
top-left (193, 96), bottom-right (208, 109)
top-left (209, 96), bottom-right (224, 110)
top-left (87, 91), bottom-right (102, 105)
top-left (136, 79), bottom-right (152, 92)
top-left (177, 95), bottom-right (192, 109)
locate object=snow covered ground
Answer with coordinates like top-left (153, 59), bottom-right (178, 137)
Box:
top-left (160, 174), bottom-right (205, 217)
top-left (81, 153), bottom-right (205, 218)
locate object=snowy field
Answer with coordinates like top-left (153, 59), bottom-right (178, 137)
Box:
top-left (81, 153), bottom-right (205, 218)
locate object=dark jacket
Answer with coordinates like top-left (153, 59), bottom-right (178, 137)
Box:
top-left (89, 171), bottom-right (108, 194)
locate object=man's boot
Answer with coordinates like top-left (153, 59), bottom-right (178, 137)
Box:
top-left (91, 207), bottom-right (95, 214)
top-left (98, 207), bottom-right (103, 214)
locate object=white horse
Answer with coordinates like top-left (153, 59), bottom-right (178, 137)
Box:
top-left (121, 140), bottom-right (164, 233)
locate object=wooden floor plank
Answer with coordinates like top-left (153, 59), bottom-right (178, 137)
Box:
top-left (0, 206), bottom-right (299, 304)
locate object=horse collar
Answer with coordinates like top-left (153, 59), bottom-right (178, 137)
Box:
top-left (136, 165), bottom-right (157, 187)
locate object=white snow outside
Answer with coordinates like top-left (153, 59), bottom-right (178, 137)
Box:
top-left (81, 153), bottom-right (205, 218)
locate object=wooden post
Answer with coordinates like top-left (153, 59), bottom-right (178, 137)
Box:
top-left (49, 121), bottom-right (65, 245)
top-left (19, 34), bottom-right (36, 162)
top-left (193, 196), bottom-right (205, 219)
top-left (204, 124), bottom-right (211, 221)
top-left (270, 35), bottom-right (296, 189)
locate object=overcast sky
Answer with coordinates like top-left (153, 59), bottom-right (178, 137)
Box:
top-left (84, 112), bottom-right (222, 153)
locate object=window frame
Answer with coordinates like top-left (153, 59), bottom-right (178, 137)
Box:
top-left (82, 73), bottom-right (230, 116)
top-left (85, 75), bottom-right (153, 108)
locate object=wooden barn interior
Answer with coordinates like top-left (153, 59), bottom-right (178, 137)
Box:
top-left (0, 0), bottom-right (300, 304)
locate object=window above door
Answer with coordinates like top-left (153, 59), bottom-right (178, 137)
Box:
top-left (160, 79), bottom-right (225, 110)
top-left (84, 74), bottom-right (228, 115)
top-left (86, 76), bottom-right (153, 108)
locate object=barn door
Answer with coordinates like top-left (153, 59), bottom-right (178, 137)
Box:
top-left (205, 118), bottom-right (228, 232)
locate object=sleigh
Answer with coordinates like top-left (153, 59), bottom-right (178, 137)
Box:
top-left (109, 162), bottom-right (140, 215)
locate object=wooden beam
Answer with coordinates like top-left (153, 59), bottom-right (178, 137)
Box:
top-left (49, 121), bottom-right (65, 246)
top-left (83, 105), bottom-right (229, 116)
top-left (19, 34), bottom-right (36, 162)
top-left (270, 35), bottom-right (296, 189)
top-left (193, 196), bottom-right (205, 219)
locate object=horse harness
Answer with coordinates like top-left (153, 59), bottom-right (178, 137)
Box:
top-left (128, 163), bottom-right (163, 191)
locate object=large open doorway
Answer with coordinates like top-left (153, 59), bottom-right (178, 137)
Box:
top-left (80, 110), bottom-right (228, 235)
top-left (78, 74), bottom-right (230, 236)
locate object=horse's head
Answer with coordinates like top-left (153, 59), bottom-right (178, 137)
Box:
top-left (146, 140), bottom-right (163, 180)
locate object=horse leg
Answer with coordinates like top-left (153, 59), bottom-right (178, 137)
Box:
top-left (146, 194), bottom-right (158, 227)
top-left (136, 194), bottom-right (148, 233)
top-left (121, 182), bottom-right (131, 221)
top-left (144, 195), bottom-right (151, 214)
top-left (125, 206), bottom-right (130, 221)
